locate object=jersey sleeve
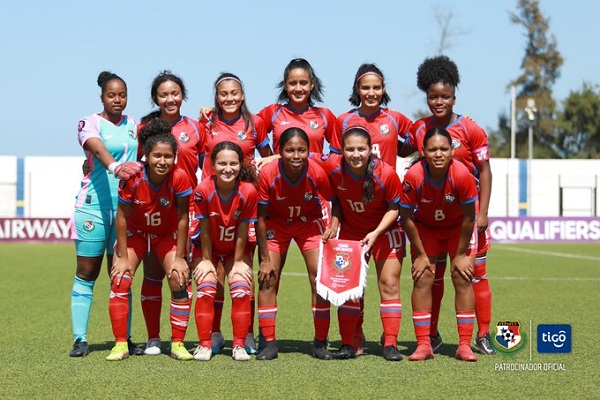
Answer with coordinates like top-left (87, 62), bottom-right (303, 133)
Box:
top-left (117, 174), bottom-right (138, 205)
top-left (322, 108), bottom-right (342, 153)
top-left (453, 161), bottom-right (479, 204)
top-left (77, 115), bottom-right (100, 148)
top-left (381, 163), bottom-right (402, 204)
top-left (311, 161), bottom-right (334, 201)
top-left (173, 168), bottom-right (192, 197)
top-left (399, 166), bottom-right (420, 209)
top-left (252, 114), bottom-right (270, 150)
top-left (464, 116), bottom-right (490, 164)
top-left (257, 104), bottom-right (278, 133)
top-left (240, 183), bottom-right (258, 222)
top-left (257, 164), bottom-right (273, 204)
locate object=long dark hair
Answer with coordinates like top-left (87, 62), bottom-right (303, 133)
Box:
top-left (210, 141), bottom-right (257, 184)
top-left (210, 72), bottom-right (255, 135)
top-left (349, 63), bottom-right (391, 107)
top-left (342, 127), bottom-right (377, 203)
top-left (276, 58), bottom-right (324, 105)
top-left (140, 70), bottom-right (188, 123)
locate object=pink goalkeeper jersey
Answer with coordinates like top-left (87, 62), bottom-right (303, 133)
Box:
top-left (337, 107), bottom-right (413, 169)
top-left (400, 159), bottom-right (478, 228)
top-left (258, 103), bottom-right (341, 154)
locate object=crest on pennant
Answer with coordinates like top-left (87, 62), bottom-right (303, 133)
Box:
top-left (333, 252), bottom-right (352, 273)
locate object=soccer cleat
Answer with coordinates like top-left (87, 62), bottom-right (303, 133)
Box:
top-left (475, 333), bottom-right (496, 355)
top-left (144, 338), bottom-right (161, 356)
top-left (409, 344), bottom-right (435, 361)
top-left (244, 333), bottom-right (258, 355)
top-left (128, 339), bottom-right (144, 356)
top-left (312, 339), bottom-right (334, 360)
top-left (430, 331), bottom-right (443, 353)
top-left (232, 345), bottom-right (251, 361)
top-left (256, 330), bottom-right (266, 352)
top-left (334, 344), bottom-right (356, 360)
top-left (170, 342), bottom-right (193, 361)
top-left (193, 345), bottom-right (212, 361)
top-left (69, 339), bottom-right (89, 357)
top-left (211, 331), bottom-right (225, 355)
top-left (106, 342), bottom-right (129, 361)
top-left (256, 340), bottom-right (278, 360)
top-left (382, 345), bottom-right (403, 361)
top-left (455, 344), bottom-right (478, 362)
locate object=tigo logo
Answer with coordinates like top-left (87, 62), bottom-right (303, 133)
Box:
top-left (537, 324), bottom-right (571, 353)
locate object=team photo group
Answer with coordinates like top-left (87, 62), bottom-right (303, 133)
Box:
top-left (69, 55), bottom-right (494, 364)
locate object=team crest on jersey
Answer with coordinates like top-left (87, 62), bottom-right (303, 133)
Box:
top-left (237, 130), bottom-right (247, 141)
top-left (299, 216), bottom-right (307, 222)
top-left (83, 221), bottom-right (94, 232)
top-left (333, 252), bottom-right (352, 273)
top-left (194, 191), bottom-right (204, 203)
top-left (451, 139), bottom-right (461, 149)
top-left (233, 210), bottom-right (241, 219)
top-left (266, 230), bottom-right (275, 240)
top-left (494, 320), bottom-right (524, 352)
top-left (179, 132), bottom-right (190, 142)
top-left (78, 120), bottom-right (85, 132)
top-left (304, 192), bottom-right (313, 201)
top-left (159, 197), bottom-right (171, 207)
top-left (380, 124), bottom-right (390, 135)
top-left (444, 193), bottom-right (456, 203)
top-left (402, 181), bottom-right (412, 193)
top-left (309, 120), bottom-right (319, 130)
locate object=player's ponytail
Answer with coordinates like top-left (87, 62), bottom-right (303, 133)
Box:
top-left (97, 71), bottom-right (126, 95)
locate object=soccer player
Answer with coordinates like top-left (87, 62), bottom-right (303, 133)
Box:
top-left (255, 127), bottom-right (334, 361)
top-left (198, 73), bottom-right (272, 355)
top-left (256, 57), bottom-right (341, 156)
top-left (400, 126), bottom-right (478, 362)
top-left (337, 63), bottom-right (413, 171)
top-left (318, 127), bottom-right (405, 361)
top-left (400, 55), bottom-right (495, 355)
top-left (69, 71), bottom-right (143, 357)
top-left (137, 71), bottom-right (206, 356)
top-left (107, 119), bottom-right (193, 361)
top-left (189, 141), bottom-right (258, 361)
top-left (336, 63), bottom-right (413, 353)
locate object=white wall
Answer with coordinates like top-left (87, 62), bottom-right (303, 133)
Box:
top-left (0, 156), bottom-right (598, 218)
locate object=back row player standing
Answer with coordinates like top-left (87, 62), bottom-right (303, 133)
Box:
top-left (400, 55), bottom-right (494, 356)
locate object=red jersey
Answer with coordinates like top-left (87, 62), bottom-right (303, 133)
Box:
top-left (138, 116), bottom-right (206, 186)
top-left (311, 153), bottom-right (402, 236)
top-left (192, 177), bottom-right (258, 255)
top-left (118, 166), bottom-right (192, 235)
top-left (405, 115), bottom-right (489, 177)
top-left (257, 159), bottom-right (333, 224)
top-left (200, 114), bottom-right (269, 179)
top-left (337, 107), bottom-right (413, 169)
top-left (258, 103), bottom-right (341, 154)
top-left (400, 159), bottom-right (478, 228)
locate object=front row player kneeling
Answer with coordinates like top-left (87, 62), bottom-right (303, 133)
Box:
top-left (400, 126), bottom-right (479, 362)
top-left (189, 141), bottom-right (257, 362)
top-left (107, 119), bottom-right (194, 361)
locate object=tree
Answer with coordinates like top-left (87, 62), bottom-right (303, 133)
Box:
top-left (556, 83), bottom-right (600, 158)
top-left (492, 0), bottom-right (564, 158)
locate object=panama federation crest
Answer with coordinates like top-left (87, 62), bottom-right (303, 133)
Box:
top-left (83, 220), bottom-right (95, 232)
top-left (159, 197), bottom-right (171, 208)
top-left (379, 124), bottom-right (390, 134)
top-left (494, 320), bottom-right (524, 352)
top-left (333, 252), bottom-right (352, 273)
top-left (237, 130), bottom-right (247, 140)
top-left (179, 132), bottom-right (190, 142)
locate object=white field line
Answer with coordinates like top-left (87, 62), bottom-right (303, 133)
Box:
top-left (498, 245), bottom-right (600, 262)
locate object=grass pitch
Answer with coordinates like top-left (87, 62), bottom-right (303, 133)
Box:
top-left (0, 242), bottom-right (598, 399)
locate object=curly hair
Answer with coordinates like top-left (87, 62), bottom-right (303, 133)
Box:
top-left (416, 55), bottom-right (460, 92)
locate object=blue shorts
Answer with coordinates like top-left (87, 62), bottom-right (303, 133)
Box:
top-left (71, 207), bottom-right (116, 257)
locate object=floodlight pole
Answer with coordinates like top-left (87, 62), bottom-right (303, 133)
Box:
top-left (524, 98), bottom-right (537, 160)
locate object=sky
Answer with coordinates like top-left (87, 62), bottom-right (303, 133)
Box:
top-left (1, 0), bottom-right (598, 157)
